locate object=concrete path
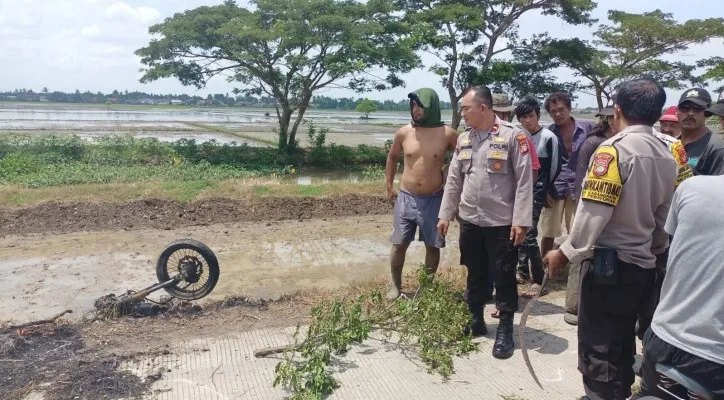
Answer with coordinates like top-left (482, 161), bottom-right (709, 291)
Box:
top-left (123, 296), bottom-right (587, 400)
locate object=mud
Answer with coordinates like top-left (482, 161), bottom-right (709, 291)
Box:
top-left (0, 195), bottom-right (391, 236)
top-left (0, 214), bottom-right (462, 323)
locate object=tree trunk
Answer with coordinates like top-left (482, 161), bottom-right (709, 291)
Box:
top-left (288, 94), bottom-right (312, 152)
top-left (595, 85), bottom-right (604, 110)
top-left (276, 106), bottom-right (293, 151)
top-left (450, 99), bottom-right (462, 130)
top-left (444, 22), bottom-right (461, 130)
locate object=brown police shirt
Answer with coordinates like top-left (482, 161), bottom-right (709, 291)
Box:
top-left (439, 116), bottom-right (534, 228)
top-left (559, 125), bottom-right (678, 269)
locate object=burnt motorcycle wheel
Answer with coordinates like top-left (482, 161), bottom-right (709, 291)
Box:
top-left (156, 239), bottom-right (220, 300)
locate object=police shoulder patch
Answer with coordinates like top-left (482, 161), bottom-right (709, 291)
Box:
top-left (670, 141), bottom-right (688, 166)
top-left (515, 133), bottom-right (529, 155)
top-left (581, 145), bottom-right (622, 206)
top-left (670, 141), bottom-right (694, 186)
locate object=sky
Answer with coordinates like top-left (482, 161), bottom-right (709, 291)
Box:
top-left (0, 0), bottom-right (722, 108)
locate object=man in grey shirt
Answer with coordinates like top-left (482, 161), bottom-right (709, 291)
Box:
top-left (632, 175), bottom-right (724, 398)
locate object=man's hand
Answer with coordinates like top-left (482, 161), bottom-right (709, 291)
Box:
top-left (387, 186), bottom-right (398, 203)
top-left (510, 226), bottom-right (528, 246)
top-left (544, 195), bottom-right (554, 209)
top-left (542, 249), bottom-right (569, 278)
top-left (437, 220), bottom-right (449, 237)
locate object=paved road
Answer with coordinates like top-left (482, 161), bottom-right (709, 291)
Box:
top-left (121, 296), bottom-right (592, 400)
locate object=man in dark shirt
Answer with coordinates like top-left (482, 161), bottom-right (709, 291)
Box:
top-left (677, 88), bottom-right (724, 176)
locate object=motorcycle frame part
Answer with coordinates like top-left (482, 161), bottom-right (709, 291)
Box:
top-left (120, 277), bottom-right (180, 305)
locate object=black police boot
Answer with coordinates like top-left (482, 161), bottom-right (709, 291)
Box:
top-left (492, 312), bottom-right (515, 359)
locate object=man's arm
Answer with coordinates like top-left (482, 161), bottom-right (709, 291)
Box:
top-left (664, 186), bottom-right (682, 237)
top-left (441, 126), bottom-right (459, 188)
top-left (558, 196), bottom-right (615, 264)
top-left (549, 133), bottom-right (562, 183)
top-left (511, 132), bottom-right (534, 228)
top-left (438, 135), bottom-right (465, 222)
top-left (558, 145), bottom-right (624, 265)
top-left (573, 140), bottom-right (596, 201)
top-left (385, 128), bottom-right (405, 199)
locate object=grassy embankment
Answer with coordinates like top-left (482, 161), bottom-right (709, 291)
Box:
top-left (0, 133), bottom-right (390, 208)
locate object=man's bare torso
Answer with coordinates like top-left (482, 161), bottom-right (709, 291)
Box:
top-left (398, 124), bottom-right (458, 195)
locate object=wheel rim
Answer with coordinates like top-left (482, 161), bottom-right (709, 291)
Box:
top-left (162, 247), bottom-right (212, 296)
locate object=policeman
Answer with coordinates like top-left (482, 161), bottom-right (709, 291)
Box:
top-left (437, 85), bottom-right (533, 359)
top-left (543, 78), bottom-right (678, 400)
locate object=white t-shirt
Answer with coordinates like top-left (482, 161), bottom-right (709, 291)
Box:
top-left (651, 175), bottom-right (724, 365)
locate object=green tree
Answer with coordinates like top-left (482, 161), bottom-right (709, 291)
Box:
top-left (541, 10), bottom-right (724, 109)
top-left (698, 57), bottom-right (724, 92)
top-left (135, 0), bottom-right (417, 151)
top-left (355, 99), bottom-right (378, 118)
top-left (398, 0), bottom-right (596, 129)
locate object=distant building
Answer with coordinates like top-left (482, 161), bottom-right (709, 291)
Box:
top-left (170, 99), bottom-right (184, 105)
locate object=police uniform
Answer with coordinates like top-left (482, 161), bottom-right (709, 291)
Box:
top-left (558, 125), bottom-right (678, 400)
top-left (635, 131), bottom-right (694, 339)
top-left (439, 116), bottom-right (533, 328)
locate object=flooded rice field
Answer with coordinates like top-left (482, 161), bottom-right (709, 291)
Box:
top-left (0, 103), bottom-right (405, 147)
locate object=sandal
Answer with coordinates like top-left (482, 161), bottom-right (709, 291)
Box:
top-left (521, 283), bottom-right (549, 299)
top-left (490, 309), bottom-right (500, 319)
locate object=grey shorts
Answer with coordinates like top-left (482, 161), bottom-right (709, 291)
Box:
top-left (390, 190), bottom-right (445, 248)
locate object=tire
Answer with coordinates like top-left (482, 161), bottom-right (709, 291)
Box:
top-left (156, 239), bottom-right (220, 300)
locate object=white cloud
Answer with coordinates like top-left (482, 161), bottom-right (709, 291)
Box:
top-left (0, 0), bottom-right (720, 106)
top-left (81, 24), bottom-right (101, 38)
top-left (104, 2), bottom-right (160, 23)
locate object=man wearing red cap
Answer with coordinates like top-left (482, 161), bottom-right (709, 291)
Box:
top-left (658, 106), bottom-right (680, 138)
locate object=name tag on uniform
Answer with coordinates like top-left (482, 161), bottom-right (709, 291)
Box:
top-left (493, 136), bottom-right (506, 143)
top-left (489, 151), bottom-right (507, 160)
top-left (488, 142), bottom-right (509, 151)
top-left (458, 149), bottom-right (472, 160)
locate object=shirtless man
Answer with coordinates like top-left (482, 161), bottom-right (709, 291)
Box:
top-left (386, 88), bottom-right (458, 299)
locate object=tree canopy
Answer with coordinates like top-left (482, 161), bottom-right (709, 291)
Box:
top-left (355, 99), bottom-right (378, 118)
top-left (540, 10), bottom-right (724, 108)
top-left (397, 0), bottom-right (596, 128)
top-left (135, 0), bottom-right (418, 151)
top-left (698, 57), bottom-right (724, 93)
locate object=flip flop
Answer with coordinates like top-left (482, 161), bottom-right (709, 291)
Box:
top-left (490, 309), bottom-right (500, 319)
top-left (521, 283), bottom-right (549, 299)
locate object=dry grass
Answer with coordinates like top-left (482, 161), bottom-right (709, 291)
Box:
top-left (0, 178), bottom-right (386, 208)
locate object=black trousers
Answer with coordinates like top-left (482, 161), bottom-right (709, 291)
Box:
top-left (631, 328), bottom-right (724, 398)
top-left (517, 199), bottom-right (544, 284)
top-left (636, 246), bottom-right (669, 340)
top-left (578, 259), bottom-right (656, 400)
top-left (459, 219), bottom-right (518, 313)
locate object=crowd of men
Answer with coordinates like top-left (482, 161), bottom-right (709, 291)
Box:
top-left (384, 81), bottom-right (724, 399)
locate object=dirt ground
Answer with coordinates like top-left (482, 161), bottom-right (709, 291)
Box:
top-left (0, 195), bottom-right (390, 236)
top-left (0, 195), bottom-right (568, 399)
